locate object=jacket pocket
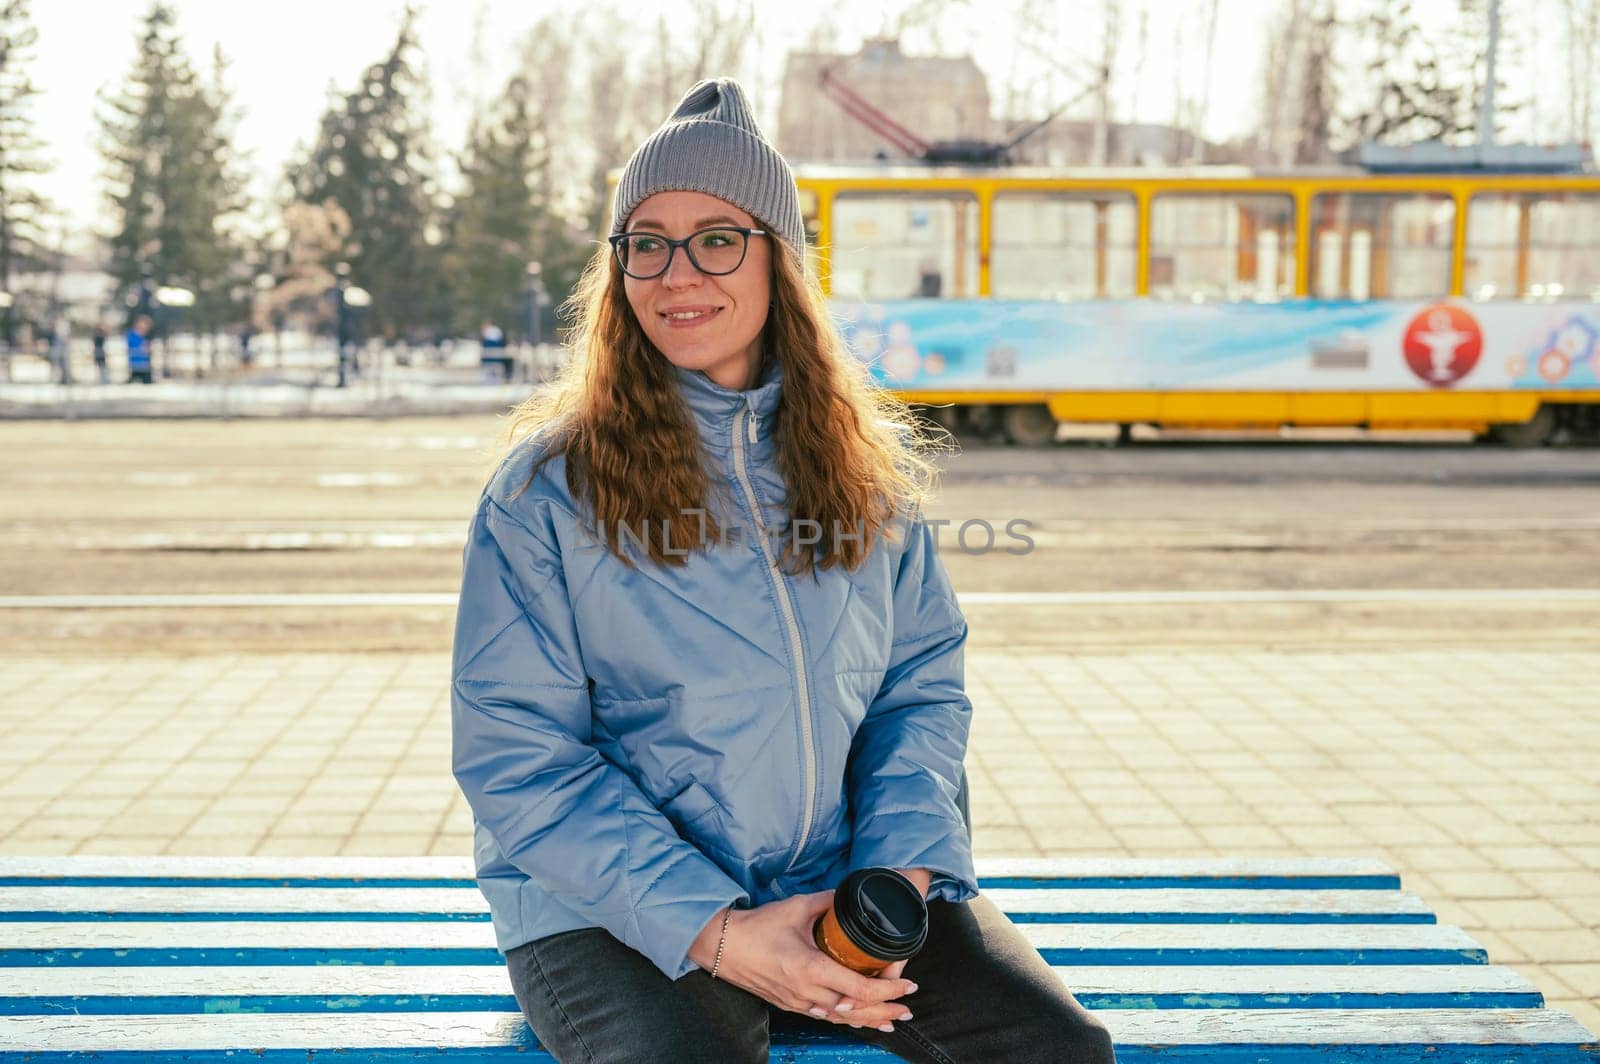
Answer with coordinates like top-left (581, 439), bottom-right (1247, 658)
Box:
top-left (661, 780), bottom-right (721, 831)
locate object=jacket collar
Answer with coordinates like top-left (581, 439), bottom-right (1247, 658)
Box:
top-left (669, 353), bottom-right (784, 455)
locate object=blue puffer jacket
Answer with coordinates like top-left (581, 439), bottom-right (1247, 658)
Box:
top-left (450, 354), bottom-right (979, 981)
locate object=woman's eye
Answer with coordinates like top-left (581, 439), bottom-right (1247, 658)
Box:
top-left (700, 233), bottom-right (732, 247)
top-left (632, 238), bottom-right (662, 253)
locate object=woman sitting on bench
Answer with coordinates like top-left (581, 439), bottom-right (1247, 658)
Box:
top-left (450, 76), bottom-right (1116, 1064)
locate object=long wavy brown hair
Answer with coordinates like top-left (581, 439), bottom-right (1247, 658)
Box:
top-left (497, 236), bottom-right (953, 575)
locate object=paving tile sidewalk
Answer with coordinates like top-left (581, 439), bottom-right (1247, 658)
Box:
top-left (1, 647), bottom-right (1595, 1028)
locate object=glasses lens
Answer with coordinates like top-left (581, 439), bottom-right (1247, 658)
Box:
top-left (688, 229), bottom-right (747, 275)
top-left (620, 234), bottom-right (670, 277)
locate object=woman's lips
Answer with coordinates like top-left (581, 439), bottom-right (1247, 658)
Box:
top-left (659, 307), bottom-right (723, 329)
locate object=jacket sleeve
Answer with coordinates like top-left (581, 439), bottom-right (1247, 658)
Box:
top-left (451, 492), bottom-right (749, 980)
top-left (846, 513), bottom-right (979, 904)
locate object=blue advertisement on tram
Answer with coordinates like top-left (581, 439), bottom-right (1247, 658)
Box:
top-left (835, 299), bottom-right (1600, 393)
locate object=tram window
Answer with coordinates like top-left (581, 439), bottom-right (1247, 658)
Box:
top-left (1465, 193), bottom-right (1600, 301)
top-left (1149, 194), bottom-right (1295, 301)
top-left (1308, 193), bottom-right (1453, 300)
top-left (991, 193), bottom-right (1136, 299)
top-left (829, 193), bottom-right (980, 300)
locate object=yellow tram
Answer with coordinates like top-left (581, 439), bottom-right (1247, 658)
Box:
top-left (789, 164), bottom-right (1600, 445)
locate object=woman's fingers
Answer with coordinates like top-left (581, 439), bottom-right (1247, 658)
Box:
top-left (826, 961), bottom-right (908, 1016)
top-left (809, 962), bottom-right (916, 1028)
top-left (826, 965), bottom-right (917, 1008)
top-left (796, 979), bottom-right (913, 1029)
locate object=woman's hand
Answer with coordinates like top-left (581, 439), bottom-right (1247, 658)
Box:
top-left (690, 892), bottom-right (917, 1032)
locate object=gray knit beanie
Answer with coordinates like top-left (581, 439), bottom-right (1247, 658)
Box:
top-left (611, 77), bottom-right (805, 258)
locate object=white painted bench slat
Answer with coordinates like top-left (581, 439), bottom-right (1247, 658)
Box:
top-left (1, 1008), bottom-right (1593, 1053)
top-left (0, 885), bottom-right (1433, 918)
top-left (3, 918), bottom-right (1486, 954)
top-left (0, 962), bottom-right (1540, 1001)
top-left (0, 855), bottom-right (1398, 883)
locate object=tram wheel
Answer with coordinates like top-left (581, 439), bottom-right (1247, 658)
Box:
top-left (1001, 403), bottom-right (1059, 446)
top-left (964, 404), bottom-right (1000, 441)
top-left (1487, 405), bottom-right (1557, 448)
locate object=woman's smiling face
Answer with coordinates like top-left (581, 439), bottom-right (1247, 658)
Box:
top-left (621, 190), bottom-right (772, 391)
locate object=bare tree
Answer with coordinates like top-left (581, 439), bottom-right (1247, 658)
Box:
top-left (582, 12), bottom-right (644, 234)
top-left (1004, 0), bottom-right (1047, 125)
top-left (684, 0), bottom-right (756, 84)
top-left (1295, 5), bottom-right (1338, 164)
top-left (1193, 0), bottom-right (1220, 162)
top-left (1257, 0), bottom-right (1308, 166)
top-left (1092, 0), bottom-right (1119, 165)
top-left (269, 199), bottom-right (350, 333)
top-left (1443, 0), bottom-right (1526, 144)
top-left (1009, 0), bottom-right (1120, 164)
top-left (1170, 16), bottom-right (1190, 161)
top-left (892, 0), bottom-right (962, 53)
top-left (1129, 7), bottom-right (1148, 143)
top-left (1332, 0), bottom-right (1479, 148)
top-left (1563, 0), bottom-right (1599, 146)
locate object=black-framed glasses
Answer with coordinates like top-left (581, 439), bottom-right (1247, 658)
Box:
top-left (608, 226), bottom-right (767, 280)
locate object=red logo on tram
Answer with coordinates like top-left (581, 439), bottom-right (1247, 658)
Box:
top-left (1402, 304), bottom-right (1482, 387)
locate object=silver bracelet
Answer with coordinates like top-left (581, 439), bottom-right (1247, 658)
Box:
top-left (709, 907), bottom-right (733, 980)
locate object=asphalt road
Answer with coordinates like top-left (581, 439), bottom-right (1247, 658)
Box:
top-left (3, 419), bottom-right (1596, 654)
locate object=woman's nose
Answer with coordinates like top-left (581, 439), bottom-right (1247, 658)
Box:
top-left (662, 245), bottom-right (703, 288)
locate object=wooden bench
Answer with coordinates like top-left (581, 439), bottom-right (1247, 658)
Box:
top-left (1, 856), bottom-right (1594, 1061)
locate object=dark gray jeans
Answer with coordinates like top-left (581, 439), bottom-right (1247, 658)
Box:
top-left (505, 893), bottom-right (1117, 1063)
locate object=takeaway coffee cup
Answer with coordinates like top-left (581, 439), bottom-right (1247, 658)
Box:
top-left (812, 866), bottom-right (929, 975)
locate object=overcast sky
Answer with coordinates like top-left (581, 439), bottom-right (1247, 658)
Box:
top-left (27, 0), bottom-right (1536, 246)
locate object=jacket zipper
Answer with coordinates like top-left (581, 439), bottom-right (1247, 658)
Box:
top-left (732, 401), bottom-right (816, 872)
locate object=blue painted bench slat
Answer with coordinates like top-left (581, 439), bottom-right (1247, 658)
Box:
top-left (0, 857), bottom-right (1593, 1062)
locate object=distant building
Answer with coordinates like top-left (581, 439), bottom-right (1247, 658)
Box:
top-left (777, 38), bottom-right (991, 163)
top-left (779, 37), bottom-right (1239, 169)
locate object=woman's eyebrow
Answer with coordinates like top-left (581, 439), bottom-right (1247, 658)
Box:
top-left (627, 215), bottom-right (745, 232)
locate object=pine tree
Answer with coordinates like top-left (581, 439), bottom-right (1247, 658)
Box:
top-left (99, 2), bottom-right (246, 330)
top-left (440, 58), bottom-right (591, 342)
top-left (441, 73), bottom-right (544, 338)
top-left (0, 0), bottom-right (49, 343)
top-left (288, 6), bottom-right (440, 343)
top-left (192, 45), bottom-right (250, 333)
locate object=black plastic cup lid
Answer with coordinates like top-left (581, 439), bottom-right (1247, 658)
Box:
top-left (834, 867), bottom-right (929, 961)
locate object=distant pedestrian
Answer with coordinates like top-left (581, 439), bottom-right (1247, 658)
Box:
top-left (479, 320), bottom-right (511, 383)
top-left (93, 325), bottom-right (109, 384)
top-left (48, 316), bottom-right (72, 384)
top-left (127, 316), bottom-right (154, 384)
